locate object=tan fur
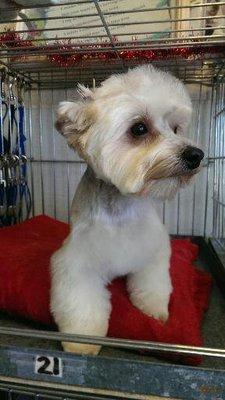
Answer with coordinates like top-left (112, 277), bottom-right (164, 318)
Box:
top-left (56, 101), bottom-right (97, 162)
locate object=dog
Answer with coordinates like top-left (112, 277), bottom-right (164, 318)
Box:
top-left (51, 65), bottom-right (204, 355)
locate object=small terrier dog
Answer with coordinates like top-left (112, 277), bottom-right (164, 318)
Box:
top-left (51, 65), bottom-right (204, 355)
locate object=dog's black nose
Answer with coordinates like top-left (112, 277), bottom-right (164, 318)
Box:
top-left (181, 146), bottom-right (204, 170)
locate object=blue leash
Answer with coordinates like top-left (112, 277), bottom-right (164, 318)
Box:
top-left (11, 102), bottom-right (32, 222)
top-left (0, 101), bottom-right (9, 226)
top-left (0, 99), bottom-right (31, 225)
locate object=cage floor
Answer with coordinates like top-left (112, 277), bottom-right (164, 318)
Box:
top-left (0, 237), bottom-right (224, 370)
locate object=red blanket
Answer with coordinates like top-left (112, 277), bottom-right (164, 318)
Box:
top-left (0, 215), bottom-right (212, 365)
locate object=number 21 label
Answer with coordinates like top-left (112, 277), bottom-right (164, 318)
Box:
top-left (35, 356), bottom-right (63, 377)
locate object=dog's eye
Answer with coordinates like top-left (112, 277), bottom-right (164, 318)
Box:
top-left (130, 122), bottom-right (148, 137)
top-left (174, 126), bottom-right (178, 134)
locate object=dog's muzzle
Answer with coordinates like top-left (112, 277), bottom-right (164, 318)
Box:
top-left (181, 146), bottom-right (204, 170)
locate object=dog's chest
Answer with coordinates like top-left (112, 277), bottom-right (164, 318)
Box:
top-left (79, 203), bottom-right (167, 280)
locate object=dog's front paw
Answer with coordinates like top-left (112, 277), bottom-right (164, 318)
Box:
top-left (62, 341), bottom-right (101, 355)
top-left (130, 292), bottom-right (170, 323)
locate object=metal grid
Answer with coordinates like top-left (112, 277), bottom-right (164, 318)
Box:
top-left (0, 2), bottom-right (225, 48)
top-left (212, 79), bottom-right (225, 251)
top-left (0, 1), bottom-right (225, 81)
top-left (8, 58), bottom-right (225, 89)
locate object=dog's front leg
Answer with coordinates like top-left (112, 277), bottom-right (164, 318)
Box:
top-left (127, 243), bottom-right (172, 323)
top-left (51, 244), bottom-right (111, 355)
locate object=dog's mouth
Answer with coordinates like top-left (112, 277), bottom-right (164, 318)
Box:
top-left (172, 168), bottom-right (199, 180)
top-left (145, 166), bottom-right (200, 183)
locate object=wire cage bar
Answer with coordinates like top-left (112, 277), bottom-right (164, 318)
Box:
top-left (1, 1), bottom-right (225, 47)
top-left (0, 0), bottom-right (224, 76)
top-left (212, 80), bottom-right (225, 250)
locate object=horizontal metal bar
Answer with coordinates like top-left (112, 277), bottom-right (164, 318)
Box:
top-left (28, 158), bottom-right (85, 164)
top-left (4, 24), bottom-right (225, 46)
top-left (0, 326), bottom-right (224, 359)
top-left (31, 71), bottom-right (218, 81)
top-left (2, 35), bottom-right (225, 54)
top-left (0, 60), bottom-right (36, 84)
top-left (28, 157), bottom-right (224, 164)
top-left (8, 60), bottom-right (217, 72)
top-left (1, 39), bottom-right (225, 59)
top-left (0, 0), bottom-right (93, 11)
top-left (2, 9), bottom-right (225, 25)
top-left (33, 74), bottom-right (218, 83)
top-left (30, 77), bottom-right (220, 87)
top-left (2, 0), bottom-right (225, 13)
top-left (0, 11), bottom-right (100, 24)
top-left (12, 60), bottom-right (212, 70)
top-left (208, 156), bottom-right (225, 161)
top-left (2, 12), bottom-right (225, 33)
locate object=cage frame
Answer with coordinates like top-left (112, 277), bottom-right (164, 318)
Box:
top-left (0, 1), bottom-right (225, 399)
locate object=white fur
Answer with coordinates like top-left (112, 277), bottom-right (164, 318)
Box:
top-left (51, 65), bottom-right (203, 355)
top-left (51, 197), bottom-right (171, 354)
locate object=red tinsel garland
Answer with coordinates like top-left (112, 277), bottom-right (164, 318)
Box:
top-left (0, 31), bottom-right (224, 67)
top-left (0, 31), bottom-right (33, 50)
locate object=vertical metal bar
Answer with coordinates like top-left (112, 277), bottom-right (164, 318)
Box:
top-left (7, 389), bottom-right (13, 400)
top-left (213, 86), bottom-right (217, 238)
top-left (218, 84), bottom-right (223, 239)
top-left (14, 80), bottom-right (23, 222)
top-left (65, 70), bottom-right (70, 224)
top-left (0, 74), bottom-right (4, 156)
top-left (216, 83), bottom-right (220, 240)
top-left (27, 81), bottom-right (35, 217)
top-left (217, 81), bottom-right (222, 240)
top-left (219, 82), bottom-right (225, 242)
top-left (213, 84), bottom-right (219, 238)
top-left (192, 82), bottom-right (202, 235)
top-left (163, 201), bottom-right (166, 225)
top-left (176, 56), bottom-right (184, 235)
top-left (177, 192), bottom-right (180, 235)
top-left (203, 84), bottom-right (214, 237)
top-left (222, 83), bottom-right (225, 240)
top-left (51, 70), bottom-right (57, 219)
top-left (15, 82), bottom-right (20, 159)
top-left (7, 76), bottom-right (12, 154)
top-left (38, 72), bottom-right (45, 215)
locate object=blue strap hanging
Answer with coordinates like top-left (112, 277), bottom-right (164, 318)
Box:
top-left (11, 99), bottom-right (31, 223)
top-left (0, 76), bottom-right (32, 226)
top-left (0, 100), bottom-right (9, 154)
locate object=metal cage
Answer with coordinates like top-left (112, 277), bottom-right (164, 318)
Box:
top-left (0, 1), bottom-right (225, 399)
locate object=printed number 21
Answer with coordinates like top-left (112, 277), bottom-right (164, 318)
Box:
top-left (35, 356), bottom-right (62, 377)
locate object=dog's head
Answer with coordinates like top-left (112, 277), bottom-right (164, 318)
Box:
top-left (56, 65), bottom-right (204, 199)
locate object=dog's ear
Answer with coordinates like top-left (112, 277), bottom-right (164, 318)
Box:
top-left (55, 85), bottom-right (95, 151)
top-left (55, 101), bottom-right (88, 137)
top-left (55, 97), bottom-right (95, 153)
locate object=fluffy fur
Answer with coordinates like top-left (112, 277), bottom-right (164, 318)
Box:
top-left (51, 65), bottom-right (204, 355)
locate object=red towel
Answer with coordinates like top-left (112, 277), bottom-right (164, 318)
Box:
top-left (0, 215), bottom-right (212, 365)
